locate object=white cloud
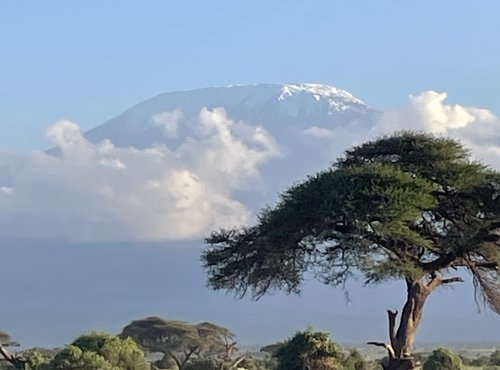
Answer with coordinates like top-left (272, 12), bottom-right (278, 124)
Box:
top-left (152, 109), bottom-right (183, 138)
top-left (188, 108), bottom-right (281, 187)
top-left (302, 126), bottom-right (336, 139)
top-left (99, 158), bottom-right (127, 169)
top-left (46, 120), bottom-right (87, 148)
top-left (0, 186), bottom-right (14, 195)
top-left (1, 93), bottom-right (499, 243)
top-left (0, 109), bottom-right (280, 242)
top-left (374, 90), bottom-right (500, 167)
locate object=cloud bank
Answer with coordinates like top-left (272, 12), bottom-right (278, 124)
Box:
top-left (301, 90), bottom-right (500, 167)
top-left (0, 93), bottom-right (499, 242)
top-left (0, 108), bottom-right (279, 242)
top-left (374, 91), bottom-right (500, 167)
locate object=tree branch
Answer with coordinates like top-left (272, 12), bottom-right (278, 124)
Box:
top-left (426, 273), bottom-right (464, 291)
top-left (452, 260), bottom-right (498, 269)
top-left (441, 277), bottom-right (464, 284)
top-left (230, 353), bottom-right (248, 368)
top-left (367, 341), bottom-right (395, 359)
top-left (169, 353), bottom-right (182, 370)
top-left (0, 343), bottom-right (25, 369)
top-left (387, 309), bottom-right (398, 352)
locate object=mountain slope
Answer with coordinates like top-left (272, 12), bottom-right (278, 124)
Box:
top-left (85, 83), bottom-right (378, 149)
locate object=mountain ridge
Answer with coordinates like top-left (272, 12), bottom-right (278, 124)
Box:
top-left (84, 83), bottom-right (378, 149)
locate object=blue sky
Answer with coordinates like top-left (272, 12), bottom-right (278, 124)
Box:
top-left (0, 2), bottom-right (500, 346)
top-left (1, 1), bottom-right (500, 150)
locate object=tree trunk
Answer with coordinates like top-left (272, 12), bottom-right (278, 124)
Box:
top-left (368, 274), bottom-right (464, 370)
top-left (393, 279), bottom-right (429, 358)
top-left (374, 279), bottom-right (432, 370)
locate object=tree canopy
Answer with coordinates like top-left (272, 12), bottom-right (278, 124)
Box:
top-left (202, 131), bottom-right (500, 369)
top-left (120, 316), bottom-right (239, 370)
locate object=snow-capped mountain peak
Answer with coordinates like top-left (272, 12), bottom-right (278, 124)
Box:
top-left (278, 83), bottom-right (367, 111)
top-left (83, 83), bottom-right (377, 150)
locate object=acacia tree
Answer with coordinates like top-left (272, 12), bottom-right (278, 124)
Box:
top-left (202, 132), bottom-right (500, 370)
top-left (120, 317), bottom-right (242, 370)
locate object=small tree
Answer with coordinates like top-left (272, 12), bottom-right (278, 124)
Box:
top-left (423, 348), bottom-right (462, 370)
top-left (49, 345), bottom-right (113, 370)
top-left (202, 132), bottom-right (500, 370)
top-left (344, 349), bottom-right (368, 370)
top-left (47, 332), bottom-right (149, 370)
top-left (275, 328), bottom-right (344, 370)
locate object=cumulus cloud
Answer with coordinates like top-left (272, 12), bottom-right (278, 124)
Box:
top-left (0, 108), bottom-right (279, 242)
top-left (376, 91), bottom-right (496, 133)
top-left (374, 90), bottom-right (500, 167)
top-left (1, 92), bottom-right (499, 243)
top-left (152, 109), bottom-right (183, 138)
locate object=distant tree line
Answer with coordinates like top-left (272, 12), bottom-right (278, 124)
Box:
top-left (1, 322), bottom-right (499, 370)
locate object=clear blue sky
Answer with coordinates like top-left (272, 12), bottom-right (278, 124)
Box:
top-left (1, 1), bottom-right (499, 150)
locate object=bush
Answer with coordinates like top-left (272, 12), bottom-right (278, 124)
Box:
top-left (490, 349), bottom-right (500, 366)
top-left (276, 327), bottom-right (344, 370)
top-left (466, 355), bottom-right (489, 367)
top-left (43, 332), bottom-right (150, 370)
top-left (239, 356), bottom-right (278, 370)
top-left (423, 348), bottom-right (462, 370)
top-left (22, 349), bottom-right (53, 370)
top-left (344, 349), bottom-right (368, 370)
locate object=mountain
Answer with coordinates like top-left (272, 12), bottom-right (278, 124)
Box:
top-left (85, 83), bottom-right (377, 149)
top-left (82, 83), bottom-right (379, 202)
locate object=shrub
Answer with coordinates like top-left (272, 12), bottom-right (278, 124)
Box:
top-left (276, 327), bottom-right (344, 370)
top-left (423, 348), bottom-right (462, 370)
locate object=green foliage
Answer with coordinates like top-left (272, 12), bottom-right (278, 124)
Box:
top-left (343, 349), bottom-right (368, 370)
top-left (423, 348), bottom-right (462, 370)
top-left (121, 317), bottom-right (236, 369)
top-left (49, 345), bottom-right (113, 370)
top-left (275, 327), bottom-right (344, 370)
top-left (203, 131), bottom-right (500, 313)
top-left (40, 332), bottom-right (149, 370)
top-left (72, 331), bottom-right (110, 353)
top-left (463, 354), bottom-right (489, 367)
top-left (490, 349), bottom-right (500, 366)
top-left (100, 336), bottom-right (150, 370)
top-left (22, 349), bottom-right (52, 370)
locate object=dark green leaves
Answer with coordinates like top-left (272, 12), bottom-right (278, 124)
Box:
top-left (202, 132), bottom-right (500, 311)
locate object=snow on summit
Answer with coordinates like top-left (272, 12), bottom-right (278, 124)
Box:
top-left (84, 83), bottom-right (376, 149)
top-left (279, 83), bottom-right (367, 110)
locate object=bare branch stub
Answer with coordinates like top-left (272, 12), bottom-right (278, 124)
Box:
top-left (367, 341), bottom-right (396, 359)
